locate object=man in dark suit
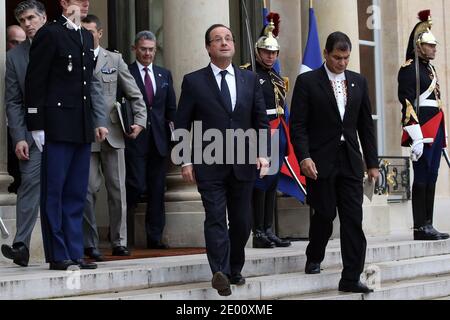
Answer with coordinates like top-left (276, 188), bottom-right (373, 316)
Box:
top-left (175, 24), bottom-right (270, 296)
top-left (126, 31), bottom-right (176, 249)
top-left (25, 0), bottom-right (108, 270)
top-left (290, 32), bottom-right (379, 293)
top-left (2, 0), bottom-right (47, 267)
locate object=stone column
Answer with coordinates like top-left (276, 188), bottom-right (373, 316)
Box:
top-left (0, 3), bottom-right (16, 207)
top-left (270, 0), bottom-right (303, 105)
top-left (301, 0), bottom-right (361, 72)
top-left (164, 0), bottom-right (230, 98)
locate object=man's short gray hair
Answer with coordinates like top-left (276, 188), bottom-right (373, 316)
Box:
top-left (14, 0), bottom-right (46, 22)
top-left (134, 31), bottom-right (156, 45)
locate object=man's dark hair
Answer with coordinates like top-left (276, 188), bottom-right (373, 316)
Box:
top-left (14, 0), bottom-right (46, 22)
top-left (82, 14), bottom-right (102, 30)
top-left (325, 32), bottom-right (352, 53)
top-left (205, 24), bottom-right (234, 46)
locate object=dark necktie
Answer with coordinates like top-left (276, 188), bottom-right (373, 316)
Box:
top-left (143, 67), bottom-right (154, 107)
top-left (79, 29), bottom-right (83, 45)
top-left (220, 70), bottom-right (232, 113)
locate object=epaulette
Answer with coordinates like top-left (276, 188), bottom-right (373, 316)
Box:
top-left (401, 59), bottom-right (413, 68)
top-left (240, 63), bottom-right (251, 70)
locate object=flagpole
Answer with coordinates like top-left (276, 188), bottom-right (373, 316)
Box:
top-left (310, 0), bottom-right (313, 9)
top-left (263, 0), bottom-right (268, 9)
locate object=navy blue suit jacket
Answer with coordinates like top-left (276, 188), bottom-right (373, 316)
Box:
top-left (128, 62), bottom-right (176, 157)
top-left (175, 64), bottom-right (269, 182)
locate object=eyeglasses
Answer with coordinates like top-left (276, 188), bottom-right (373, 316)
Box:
top-left (209, 36), bottom-right (234, 44)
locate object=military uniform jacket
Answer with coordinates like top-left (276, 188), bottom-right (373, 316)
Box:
top-left (25, 16), bottom-right (107, 144)
top-left (398, 58), bottom-right (446, 147)
top-left (92, 47), bottom-right (147, 152)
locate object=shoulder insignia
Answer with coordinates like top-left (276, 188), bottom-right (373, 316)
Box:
top-left (401, 59), bottom-right (413, 68)
top-left (240, 63), bottom-right (251, 70)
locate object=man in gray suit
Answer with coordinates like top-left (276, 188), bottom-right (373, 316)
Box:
top-left (81, 15), bottom-right (147, 260)
top-left (1, 0), bottom-right (47, 267)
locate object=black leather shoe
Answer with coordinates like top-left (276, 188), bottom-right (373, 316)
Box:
top-left (1, 243), bottom-right (30, 267)
top-left (253, 232), bottom-right (276, 248)
top-left (427, 225), bottom-right (450, 239)
top-left (338, 279), bottom-right (373, 293)
top-left (147, 241), bottom-right (169, 249)
top-left (305, 261), bottom-right (321, 274)
top-left (414, 225), bottom-right (449, 240)
top-left (266, 231), bottom-right (292, 247)
top-left (230, 273), bottom-right (246, 286)
top-left (49, 260), bottom-right (77, 271)
top-left (73, 259), bottom-right (98, 269)
top-left (84, 247), bottom-right (104, 261)
top-left (212, 272), bottom-right (232, 296)
top-left (112, 246), bottom-right (131, 256)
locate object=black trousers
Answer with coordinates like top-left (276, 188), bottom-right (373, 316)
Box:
top-left (197, 169), bottom-right (253, 277)
top-left (125, 132), bottom-right (168, 244)
top-left (306, 144), bottom-right (366, 282)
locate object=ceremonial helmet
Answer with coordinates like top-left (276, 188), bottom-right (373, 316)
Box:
top-left (255, 12), bottom-right (280, 52)
top-left (406, 10), bottom-right (438, 60)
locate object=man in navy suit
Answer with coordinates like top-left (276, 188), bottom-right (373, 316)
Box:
top-left (175, 24), bottom-right (270, 296)
top-left (126, 31), bottom-right (176, 249)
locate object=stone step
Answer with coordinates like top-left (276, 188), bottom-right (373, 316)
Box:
top-left (59, 254), bottom-right (450, 300)
top-left (289, 274), bottom-right (450, 300)
top-left (1, 237), bottom-right (449, 300)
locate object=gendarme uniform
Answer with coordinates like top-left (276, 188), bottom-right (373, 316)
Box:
top-left (25, 15), bottom-right (107, 269)
top-left (242, 16), bottom-right (291, 249)
top-left (397, 10), bottom-right (449, 241)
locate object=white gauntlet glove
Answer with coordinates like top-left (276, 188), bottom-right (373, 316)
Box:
top-left (404, 124), bottom-right (433, 162)
top-left (32, 130), bottom-right (45, 152)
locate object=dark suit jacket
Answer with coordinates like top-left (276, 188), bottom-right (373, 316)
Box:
top-left (128, 62), bottom-right (176, 157)
top-left (290, 65), bottom-right (378, 179)
top-left (25, 16), bottom-right (106, 144)
top-left (175, 64), bottom-right (269, 182)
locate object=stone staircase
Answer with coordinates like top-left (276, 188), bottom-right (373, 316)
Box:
top-left (1, 235), bottom-right (450, 300)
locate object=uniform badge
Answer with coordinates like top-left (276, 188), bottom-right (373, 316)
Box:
top-left (101, 67), bottom-right (117, 74)
top-left (260, 79), bottom-right (266, 85)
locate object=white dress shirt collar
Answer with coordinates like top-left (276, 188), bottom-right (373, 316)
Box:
top-left (324, 63), bottom-right (346, 81)
top-left (62, 15), bottom-right (81, 31)
top-left (210, 62), bottom-right (235, 77)
top-left (94, 46), bottom-right (100, 58)
top-left (137, 61), bottom-right (153, 73)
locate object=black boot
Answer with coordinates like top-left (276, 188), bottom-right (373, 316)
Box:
top-left (425, 183), bottom-right (449, 240)
top-left (253, 230), bottom-right (275, 248)
top-left (412, 183), bottom-right (429, 240)
top-left (266, 228), bottom-right (291, 247)
top-left (252, 190), bottom-right (275, 248)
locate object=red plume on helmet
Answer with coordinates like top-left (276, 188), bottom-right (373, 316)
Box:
top-left (266, 12), bottom-right (280, 37)
top-left (418, 10), bottom-right (431, 22)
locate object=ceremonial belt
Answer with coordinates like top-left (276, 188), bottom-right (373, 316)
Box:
top-left (420, 99), bottom-right (439, 108)
top-left (415, 67), bottom-right (438, 107)
top-left (266, 107), bottom-right (285, 116)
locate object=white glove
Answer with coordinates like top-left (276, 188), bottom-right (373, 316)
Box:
top-left (404, 124), bottom-right (433, 162)
top-left (32, 130), bottom-right (45, 152)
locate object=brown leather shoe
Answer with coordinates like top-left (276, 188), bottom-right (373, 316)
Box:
top-left (212, 272), bottom-right (232, 296)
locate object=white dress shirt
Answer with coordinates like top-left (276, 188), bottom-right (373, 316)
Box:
top-left (324, 63), bottom-right (347, 142)
top-left (136, 61), bottom-right (157, 95)
top-left (210, 62), bottom-right (237, 111)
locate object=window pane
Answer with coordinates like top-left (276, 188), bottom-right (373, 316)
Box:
top-left (359, 45), bottom-right (377, 115)
top-left (358, 0), bottom-right (374, 41)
